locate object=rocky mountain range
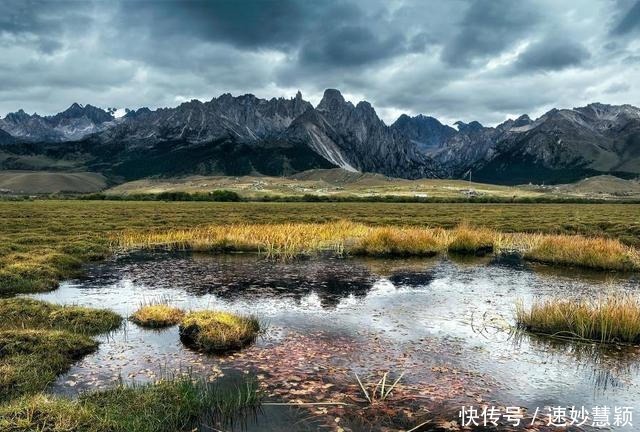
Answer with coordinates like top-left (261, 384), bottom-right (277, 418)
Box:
top-left (1, 90), bottom-right (639, 184)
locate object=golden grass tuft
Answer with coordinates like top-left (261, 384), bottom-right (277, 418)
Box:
top-left (524, 235), bottom-right (640, 271)
top-left (179, 311), bottom-right (260, 353)
top-left (349, 227), bottom-right (444, 257)
top-left (516, 294), bottom-right (640, 344)
top-left (446, 225), bottom-right (496, 255)
top-left (130, 304), bottom-right (185, 328)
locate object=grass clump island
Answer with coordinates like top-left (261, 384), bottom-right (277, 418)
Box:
top-left (130, 302), bottom-right (185, 328)
top-left (516, 294), bottom-right (640, 344)
top-left (179, 311), bottom-right (261, 353)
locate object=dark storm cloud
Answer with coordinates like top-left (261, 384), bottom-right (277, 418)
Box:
top-left (612, 1), bottom-right (640, 34)
top-left (115, 0), bottom-right (310, 50)
top-left (0, 0), bottom-right (638, 125)
top-left (299, 26), bottom-right (407, 67)
top-left (440, 0), bottom-right (541, 66)
top-left (0, 0), bottom-right (95, 53)
top-left (515, 38), bottom-right (591, 71)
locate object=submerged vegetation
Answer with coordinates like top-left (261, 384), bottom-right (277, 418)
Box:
top-left (117, 222), bottom-right (640, 271)
top-left (0, 374), bottom-right (261, 432)
top-left (516, 295), bottom-right (640, 344)
top-left (179, 311), bottom-right (261, 353)
top-left (130, 302), bottom-right (185, 328)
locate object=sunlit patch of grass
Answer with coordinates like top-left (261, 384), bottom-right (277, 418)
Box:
top-left (179, 311), bottom-right (261, 353)
top-left (349, 227), bottom-right (444, 257)
top-left (0, 250), bottom-right (86, 295)
top-left (0, 298), bottom-right (122, 335)
top-left (0, 374), bottom-right (262, 432)
top-left (523, 235), bottom-right (640, 271)
top-left (516, 294), bottom-right (640, 343)
top-left (447, 225), bottom-right (495, 255)
top-left (116, 221), bottom-right (366, 259)
top-left (0, 329), bottom-right (98, 401)
top-left (131, 302), bottom-right (185, 328)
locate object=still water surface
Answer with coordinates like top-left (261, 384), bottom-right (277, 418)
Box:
top-left (30, 252), bottom-right (640, 430)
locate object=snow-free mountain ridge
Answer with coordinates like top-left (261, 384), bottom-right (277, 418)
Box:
top-left (1, 91), bottom-right (639, 184)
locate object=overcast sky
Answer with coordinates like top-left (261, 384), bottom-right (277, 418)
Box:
top-left (1, 0), bottom-right (639, 126)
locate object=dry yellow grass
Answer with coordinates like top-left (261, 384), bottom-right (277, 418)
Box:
top-left (114, 222), bottom-right (640, 271)
top-left (130, 304), bottom-right (185, 328)
top-left (446, 225), bottom-right (496, 255)
top-left (516, 294), bottom-right (640, 343)
top-left (349, 227), bottom-right (445, 256)
top-left (523, 235), bottom-right (640, 271)
top-left (178, 311), bottom-right (260, 353)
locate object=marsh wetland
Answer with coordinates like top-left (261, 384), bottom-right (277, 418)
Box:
top-left (2, 201), bottom-right (640, 431)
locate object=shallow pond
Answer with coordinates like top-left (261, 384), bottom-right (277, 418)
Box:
top-left (30, 252), bottom-right (640, 431)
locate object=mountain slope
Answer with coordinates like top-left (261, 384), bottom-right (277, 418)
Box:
top-left (283, 89), bottom-right (441, 179)
top-left (390, 114), bottom-right (456, 153)
top-left (422, 103), bottom-right (640, 184)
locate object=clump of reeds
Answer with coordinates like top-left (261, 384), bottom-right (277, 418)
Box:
top-left (348, 227), bottom-right (444, 257)
top-left (179, 311), bottom-right (261, 353)
top-left (524, 235), bottom-right (640, 271)
top-left (516, 294), bottom-right (640, 344)
top-left (130, 300), bottom-right (185, 328)
top-left (447, 225), bottom-right (495, 255)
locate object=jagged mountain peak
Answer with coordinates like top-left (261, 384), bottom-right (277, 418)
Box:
top-left (514, 114), bottom-right (531, 125)
top-left (4, 109), bottom-right (33, 122)
top-left (317, 89), bottom-right (352, 112)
